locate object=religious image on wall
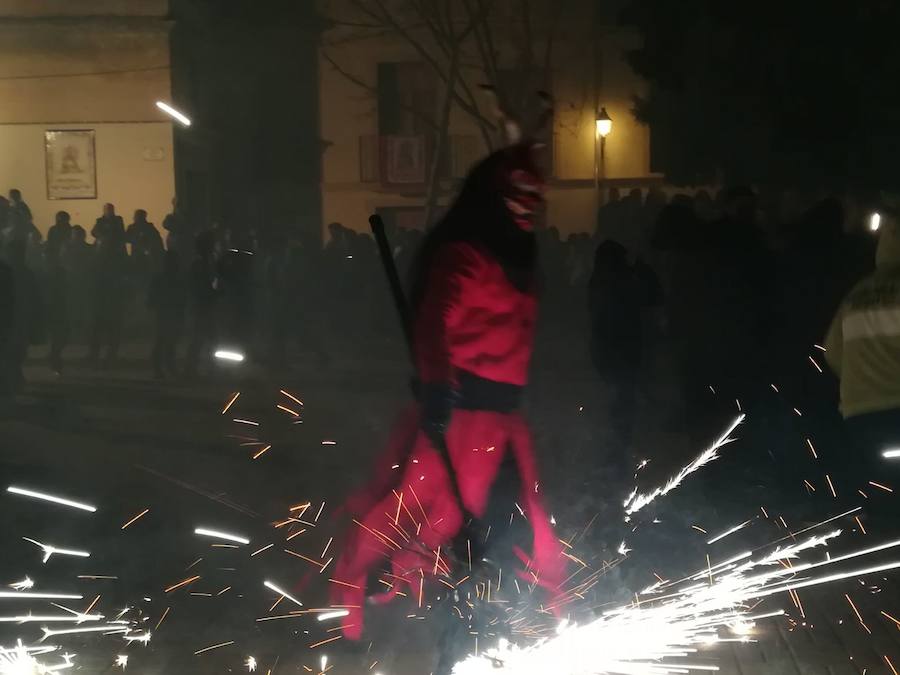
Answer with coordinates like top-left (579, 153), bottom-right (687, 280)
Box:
top-left (383, 135), bottom-right (426, 184)
top-left (45, 129), bottom-right (97, 199)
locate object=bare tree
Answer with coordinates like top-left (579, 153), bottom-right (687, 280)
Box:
top-left (321, 0), bottom-right (571, 226)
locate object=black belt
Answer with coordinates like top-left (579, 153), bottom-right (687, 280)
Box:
top-left (456, 370), bottom-right (523, 412)
top-left (411, 371), bottom-right (523, 413)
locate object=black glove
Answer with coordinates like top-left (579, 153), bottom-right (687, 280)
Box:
top-left (421, 382), bottom-right (457, 446)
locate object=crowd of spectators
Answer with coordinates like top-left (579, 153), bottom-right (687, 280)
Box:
top-left (0, 184), bottom-right (881, 445)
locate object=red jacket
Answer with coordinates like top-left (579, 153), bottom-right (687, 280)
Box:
top-left (414, 241), bottom-right (537, 387)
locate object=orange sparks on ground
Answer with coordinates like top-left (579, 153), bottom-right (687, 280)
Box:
top-left (789, 589), bottom-right (805, 618)
top-left (845, 593), bottom-right (872, 634)
top-left (869, 481), bottom-right (894, 493)
top-left (825, 474), bottom-right (837, 498)
top-left (194, 640), bottom-right (235, 655)
top-left (155, 606), bottom-right (171, 630)
top-left (805, 438), bottom-right (818, 459)
top-left (886, 655), bottom-right (899, 675)
top-left (165, 575), bottom-right (200, 593)
top-left (308, 635), bottom-right (342, 649)
top-left (328, 578), bottom-right (361, 590)
top-left (285, 549), bottom-right (326, 569)
top-left (252, 445), bottom-right (272, 460)
top-left (280, 389), bottom-right (304, 407)
top-left (881, 610), bottom-right (900, 629)
top-left (222, 392), bottom-right (240, 414)
top-left (121, 508), bottom-right (149, 530)
top-left (351, 518), bottom-right (400, 550)
top-left (83, 594), bottom-right (101, 615)
top-left (431, 546), bottom-right (441, 577)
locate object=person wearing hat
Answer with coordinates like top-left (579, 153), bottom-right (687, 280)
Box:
top-left (824, 208), bottom-right (900, 513)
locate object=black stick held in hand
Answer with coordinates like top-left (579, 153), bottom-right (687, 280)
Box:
top-left (369, 214), bottom-right (413, 353)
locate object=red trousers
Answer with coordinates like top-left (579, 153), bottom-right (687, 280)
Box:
top-left (331, 404), bottom-right (565, 639)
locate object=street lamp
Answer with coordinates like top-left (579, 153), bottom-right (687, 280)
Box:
top-left (594, 107), bottom-right (612, 188)
top-left (595, 107), bottom-right (612, 140)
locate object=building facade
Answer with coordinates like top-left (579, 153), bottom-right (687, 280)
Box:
top-left (318, 0), bottom-right (660, 239)
top-left (0, 0), bottom-right (175, 236)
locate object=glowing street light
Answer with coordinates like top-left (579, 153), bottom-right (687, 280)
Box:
top-left (155, 101), bottom-right (192, 127)
top-left (595, 107), bottom-right (612, 188)
top-left (870, 211), bottom-right (882, 232)
top-left (595, 107), bottom-right (612, 138)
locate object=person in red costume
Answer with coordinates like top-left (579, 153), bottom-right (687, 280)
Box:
top-left (330, 100), bottom-right (565, 665)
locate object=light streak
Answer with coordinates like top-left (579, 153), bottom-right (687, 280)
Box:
top-left (316, 610), bottom-right (350, 622)
top-left (7, 487), bottom-right (96, 513)
top-left (706, 520), bottom-right (752, 545)
top-left (844, 593), bottom-right (871, 634)
top-left (805, 438), bottom-right (818, 459)
top-left (222, 392), bottom-right (241, 414)
top-left (0, 592), bottom-right (82, 600)
top-left (155, 101), bottom-right (192, 126)
top-left (625, 415), bottom-right (745, 514)
top-left (41, 625), bottom-right (128, 639)
top-left (164, 576), bottom-right (200, 593)
top-left (883, 448), bottom-right (900, 459)
top-left (121, 508), bottom-right (149, 529)
top-left (214, 349), bottom-right (245, 362)
top-left (252, 445), bottom-right (272, 460)
top-left (194, 641), bottom-right (234, 655)
top-left (194, 528), bottom-right (250, 545)
top-left (869, 480), bottom-right (893, 492)
top-left (309, 635), bottom-right (341, 649)
top-left (0, 613), bottom-right (102, 623)
top-left (154, 606), bottom-right (170, 630)
top-left (263, 581), bottom-right (303, 608)
top-left (825, 474), bottom-right (837, 498)
top-left (22, 537), bottom-right (91, 563)
top-left (280, 390), bottom-right (304, 406)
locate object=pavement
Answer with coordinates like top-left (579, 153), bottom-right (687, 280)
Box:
top-left (0, 335), bottom-right (898, 674)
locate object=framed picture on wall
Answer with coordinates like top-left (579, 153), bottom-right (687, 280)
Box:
top-left (45, 129), bottom-right (97, 199)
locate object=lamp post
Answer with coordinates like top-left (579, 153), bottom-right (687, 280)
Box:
top-left (595, 107), bottom-right (612, 190)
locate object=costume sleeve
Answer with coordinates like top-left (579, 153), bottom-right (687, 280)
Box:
top-left (414, 242), bottom-right (482, 385)
top-left (824, 303), bottom-right (844, 377)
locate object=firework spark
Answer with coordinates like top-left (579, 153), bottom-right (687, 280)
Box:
top-left (194, 528), bottom-right (250, 545)
top-left (6, 487), bottom-right (96, 513)
top-left (624, 415), bottom-right (745, 515)
top-left (453, 531), bottom-right (900, 674)
top-left (22, 538), bottom-right (90, 564)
